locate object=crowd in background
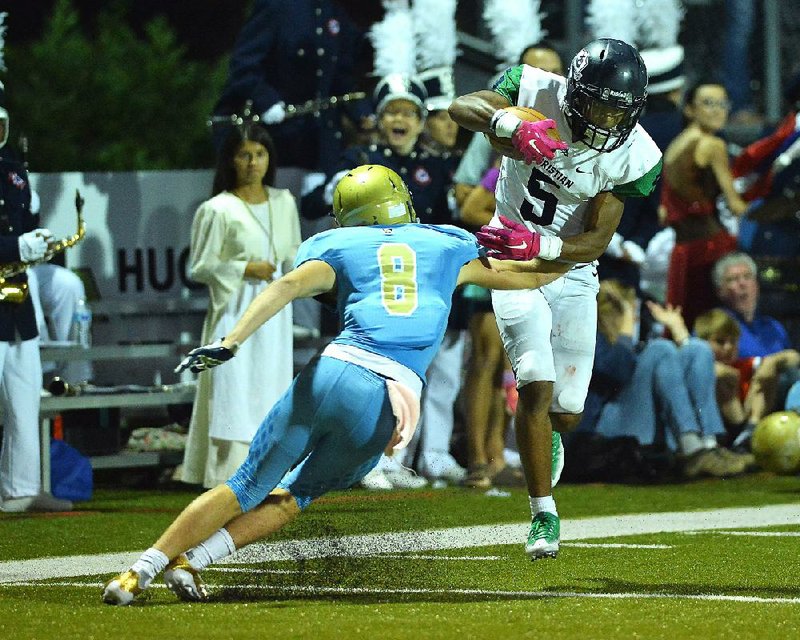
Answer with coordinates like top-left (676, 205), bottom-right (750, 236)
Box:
top-left (194, 0), bottom-right (800, 491)
top-left (5, 1), bottom-right (800, 514)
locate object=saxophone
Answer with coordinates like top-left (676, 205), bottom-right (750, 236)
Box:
top-left (0, 189), bottom-right (86, 303)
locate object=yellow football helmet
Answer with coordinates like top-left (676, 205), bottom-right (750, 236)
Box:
top-left (332, 164), bottom-right (418, 227)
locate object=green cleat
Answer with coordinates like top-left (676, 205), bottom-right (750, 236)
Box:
top-left (525, 511), bottom-right (560, 560)
top-left (551, 431), bottom-right (564, 487)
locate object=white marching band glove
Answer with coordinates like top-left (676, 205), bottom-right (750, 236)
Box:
top-left (323, 170), bottom-right (350, 206)
top-left (18, 228), bottom-right (53, 262)
top-left (261, 102), bottom-right (287, 125)
top-left (605, 232), bottom-right (625, 259)
top-left (622, 240), bottom-right (646, 265)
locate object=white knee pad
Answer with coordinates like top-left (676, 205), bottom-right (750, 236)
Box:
top-left (557, 388), bottom-right (585, 414)
top-left (515, 350), bottom-right (555, 387)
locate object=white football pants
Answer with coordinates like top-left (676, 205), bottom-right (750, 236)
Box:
top-left (0, 337), bottom-right (43, 498)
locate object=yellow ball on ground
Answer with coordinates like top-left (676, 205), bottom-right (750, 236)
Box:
top-left (751, 411), bottom-right (800, 474)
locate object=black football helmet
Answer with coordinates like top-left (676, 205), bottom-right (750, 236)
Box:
top-left (563, 39), bottom-right (648, 152)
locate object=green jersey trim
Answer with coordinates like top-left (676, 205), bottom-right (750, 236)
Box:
top-left (492, 66), bottom-right (523, 105)
top-left (613, 158), bottom-right (663, 198)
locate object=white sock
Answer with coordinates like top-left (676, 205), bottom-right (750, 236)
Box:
top-left (680, 432), bottom-right (705, 457)
top-left (185, 528), bottom-right (237, 571)
top-left (130, 548), bottom-right (170, 588)
top-left (702, 435), bottom-right (719, 450)
top-left (530, 495), bottom-right (557, 517)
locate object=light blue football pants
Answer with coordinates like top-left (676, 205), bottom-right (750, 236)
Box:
top-left (227, 355), bottom-right (396, 511)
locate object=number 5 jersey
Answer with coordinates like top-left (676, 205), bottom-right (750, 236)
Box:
top-left (491, 65), bottom-right (662, 259)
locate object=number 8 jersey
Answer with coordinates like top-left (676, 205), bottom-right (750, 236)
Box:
top-left (293, 223), bottom-right (480, 384)
top-left (492, 65), bottom-right (662, 261)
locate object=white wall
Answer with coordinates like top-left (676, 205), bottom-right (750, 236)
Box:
top-left (30, 170), bottom-right (212, 301)
top-left (30, 170), bottom-right (213, 385)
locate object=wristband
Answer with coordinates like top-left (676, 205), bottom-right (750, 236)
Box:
top-left (490, 110), bottom-right (522, 139)
top-left (537, 235), bottom-right (563, 260)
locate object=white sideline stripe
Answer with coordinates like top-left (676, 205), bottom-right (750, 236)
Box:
top-left (685, 530), bottom-right (800, 537)
top-left (376, 554), bottom-right (504, 560)
top-left (6, 581), bottom-right (800, 605)
top-left (227, 503), bottom-right (800, 564)
top-left (1, 503), bottom-right (799, 584)
top-left (208, 568), bottom-right (315, 574)
top-left (563, 543), bottom-right (671, 549)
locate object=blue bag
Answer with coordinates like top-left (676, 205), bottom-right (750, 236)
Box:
top-left (50, 439), bottom-right (93, 502)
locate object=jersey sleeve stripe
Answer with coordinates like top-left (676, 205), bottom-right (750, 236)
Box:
top-left (491, 66), bottom-right (523, 105)
top-left (612, 158), bottom-right (663, 198)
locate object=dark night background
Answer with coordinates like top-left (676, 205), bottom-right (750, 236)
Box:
top-left (2, 1), bottom-right (392, 60)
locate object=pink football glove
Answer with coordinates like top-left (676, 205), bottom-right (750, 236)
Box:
top-left (511, 119), bottom-right (569, 165)
top-left (476, 216), bottom-right (541, 261)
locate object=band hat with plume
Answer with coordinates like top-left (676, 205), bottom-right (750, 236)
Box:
top-left (585, 0), bottom-right (685, 94)
top-left (413, 0), bottom-right (458, 112)
top-left (417, 68), bottom-right (455, 112)
top-left (372, 73), bottom-right (428, 116)
top-left (483, 0), bottom-right (547, 69)
top-left (585, 0), bottom-right (638, 44)
top-left (641, 45), bottom-right (685, 94)
top-left (369, 1), bottom-right (427, 116)
top-left (635, 0), bottom-right (685, 94)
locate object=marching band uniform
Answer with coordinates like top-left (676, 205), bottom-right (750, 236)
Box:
top-left (212, 0), bottom-right (371, 173)
top-left (302, 142), bottom-right (452, 224)
top-left (0, 150), bottom-right (70, 512)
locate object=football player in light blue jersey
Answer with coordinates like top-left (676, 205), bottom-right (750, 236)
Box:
top-left (102, 165), bottom-right (568, 606)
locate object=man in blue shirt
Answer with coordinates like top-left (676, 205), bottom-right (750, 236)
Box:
top-left (712, 252), bottom-right (796, 358)
top-left (713, 252), bottom-right (800, 445)
top-left (102, 165), bottom-right (567, 606)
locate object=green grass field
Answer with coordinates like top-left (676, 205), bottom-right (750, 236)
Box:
top-left (2, 473), bottom-right (799, 639)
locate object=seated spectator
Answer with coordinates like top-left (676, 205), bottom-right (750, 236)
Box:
top-left (694, 308), bottom-right (800, 447)
top-left (570, 280), bottom-right (751, 480)
top-left (713, 252), bottom-right (800, 445)
top-left (712, 252), bottom-right (799, 360)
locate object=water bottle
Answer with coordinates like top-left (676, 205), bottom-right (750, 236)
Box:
top-left (178, 331), bottom-right (195, 384)
top-left (69, 298), bottom-right (93, 348)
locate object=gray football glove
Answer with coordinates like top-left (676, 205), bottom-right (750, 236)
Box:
top-left (175, 339), bottom-right (237, 374)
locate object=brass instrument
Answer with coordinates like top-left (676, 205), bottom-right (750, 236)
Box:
top-left (0, 189), bottom-right (86, 303)
top-left (207, 92), bottom-right (368, 128)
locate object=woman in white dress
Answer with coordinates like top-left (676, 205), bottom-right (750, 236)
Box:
top-left (181, 123), bottom-right (301, 488)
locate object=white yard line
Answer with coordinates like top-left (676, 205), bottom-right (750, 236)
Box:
top-left (685, 530), bottom-right (800, 537)
top-left (562, 542), bottom-right (671, 549)
top-left (1, 503), bottom-right (799, 585)
top-left (208, 568), bottom-right (316, 574)
top-left (5, 580), bottom-right (800, 605)
top-left (375, 554), bottom-right (505, 560)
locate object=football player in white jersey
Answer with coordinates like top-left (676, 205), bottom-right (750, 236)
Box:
top-left (449, 38), bottom-right (662, 560)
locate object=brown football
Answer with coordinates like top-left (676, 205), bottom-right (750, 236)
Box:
top-left (484, 106), bottom-right (563, 160)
